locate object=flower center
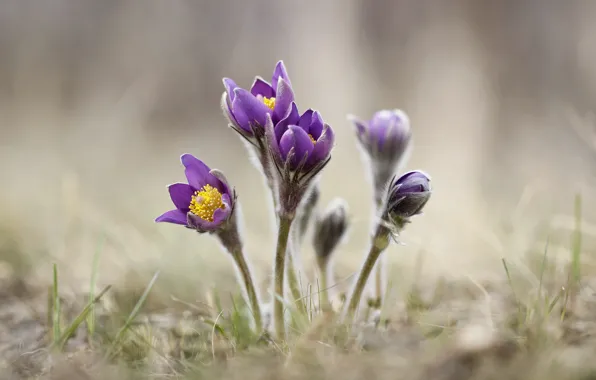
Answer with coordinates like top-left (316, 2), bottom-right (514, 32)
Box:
top-left (308, 134), bottom-right (316, 144)
top-left (189, 185), bottom-right (225, 222)
top-left (262, 97), bottom-right (276, 110)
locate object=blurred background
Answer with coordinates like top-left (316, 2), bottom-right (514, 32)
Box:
top-left (1, 0), bottom-right (596, 300)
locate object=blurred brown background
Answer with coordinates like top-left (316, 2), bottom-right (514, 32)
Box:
top-left (1, 0), bottom-right (596, 296)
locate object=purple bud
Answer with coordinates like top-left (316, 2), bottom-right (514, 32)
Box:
top-left (385, 170), bottom-right (431, 225)
top-left (350, 109), bottom-right (412, 199)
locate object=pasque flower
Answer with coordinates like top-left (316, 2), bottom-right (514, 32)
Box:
top-left (349, 109), bottom-right (412, 309)
top-left (264, 102), bottom-right (335, 339)
top-left (385, 170), bottom-right (431, 227)
top-left (155, 154), bottom-right (235, 233)
top-left (155, 154), bottom-right (263, 333)
top-left (342, 170), bottom-right (431, 324)
top-left (222, 61), bottom-right (294, 140)
top-left (267, 103), bottom-right (335, 194)
top-left (349, 109), bottom-right (412, 205)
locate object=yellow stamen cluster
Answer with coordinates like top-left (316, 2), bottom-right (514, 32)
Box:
top-left (308, 134), bottom-right (317, 144)
top-left (263, 97), bottom-right (276, 110)
top-left (189, 184), bottom-right (225, 222)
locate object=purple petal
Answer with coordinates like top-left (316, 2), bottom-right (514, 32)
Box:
top-left (232, 88), bottom-right (271, 130)
top-left (180, 154), bottom-right (210, 189)
top-left (348, 114), bottom-right (368, 138)
top-left (221, 91), bottom-right (239, 127)
top-left (297, 110), bottom-right (313, 129)
top-left (223, 78), bottom-right (238, 103)
top-left (180, 154), bottom-right (222, 190)
top-left (307, 124), bottom-right (335, 168)
top-left (275, 102), bottom-right (300, 143)
top-left (209, 169), bottom-right (232, 198)
top-left (264, 114), bottom-right (283, 165)
top-left (168, 183), bottom-right (194, 211)
top-left (309, 111), bottom-right (324, 139)
top-left (395, 171), bottom-right (431, 193)
top-left (280, 126), bottom-right (315, 168)
top-left (155, 209), bottom-right (188, 225)
top-left (272, 79), bottom-right (294, 123)
top-left (250, 77), bottom-right (275, 98)
top-left (272, 60), bottom-right (291, 91)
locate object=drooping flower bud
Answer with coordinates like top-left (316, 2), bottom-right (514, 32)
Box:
top-left (384, 170), bottom-right (431, 228)
top-left (313, 198), bottom-right (349, 261)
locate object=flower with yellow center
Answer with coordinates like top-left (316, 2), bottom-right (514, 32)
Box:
top-left (262, 97), bottom-right (276, 110)
top-left (189, 184), bottom-right (225, 222)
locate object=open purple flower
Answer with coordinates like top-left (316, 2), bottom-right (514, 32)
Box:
top-left (222, 61), bottom-right (295, 139)
top-left (268, 103), bottom-right (335, 173)
top-left (155, 154), bottom-right (235, 232)
top-left (385, 170), bottom-right (431, 224)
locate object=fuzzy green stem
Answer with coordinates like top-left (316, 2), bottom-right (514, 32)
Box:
top-left (232, 249), bottom-right (263, 333)
top-left (273, 215), bottom-right (294, 339)
top-left (372, 190), bottom-right (385, 308)
top-left (316, 258), bottom-right (330, 309)
top-left (216, 226), bottom-right (263, 334)
top-left (342, 224), bottom-right (391, 325)
top-left (374, 255), bottom-right (384, 307)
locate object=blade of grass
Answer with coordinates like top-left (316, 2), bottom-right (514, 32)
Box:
top-left (535, 236), bottom-right (550, 314)
top-left (86, 232), bottom-right (105, 340)
top-left (52, 263), bottom-right (61, 345)
top-left (108, 271), bottom-right (160, 358)
top-left (502, 258), bottom-right (522, 320)
top-left (571, 194), bottom-right (582, 287)
top-left (56, 285), bottom-right (112, 349)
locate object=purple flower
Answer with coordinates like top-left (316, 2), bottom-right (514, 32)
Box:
top-left (222, 61), bottom-right (295, 137)
top-left (350, 109), bottom-right (411, 167)
top-left (269, 103), bottom-right (335, 172)
top-left (155, 154), bottom-right (235, 232)
top-left (386, 170), bottom-right (431, 223)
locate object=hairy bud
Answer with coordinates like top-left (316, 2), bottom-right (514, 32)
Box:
top-left (313, 198), bottom-right (349, 261)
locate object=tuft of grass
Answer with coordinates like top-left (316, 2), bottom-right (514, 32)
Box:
top-left (54, 284), bottom-right (112, 350)
top-left (107, 270), bottom-right (160, 359)
top-left (86, 232), bottom-right (105, 341)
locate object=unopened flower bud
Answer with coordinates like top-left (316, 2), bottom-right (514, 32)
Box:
top-left (313, 198), bottom-right (349, 261)
top-left (349, 109), bottom-right (412, 204)
top-left (385, 171), bottom-right (431, 227)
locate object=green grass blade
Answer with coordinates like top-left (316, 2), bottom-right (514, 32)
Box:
top-left (52, 263), bottom-right (61, 345)
top-left (57, 285), bottom-right (111, 349)
top-left (87, 232), bottom-right (105, 339)
top-left (109, 271), bottom-right (160, 356)
top-left (571, 194), bottom-right (582, 287)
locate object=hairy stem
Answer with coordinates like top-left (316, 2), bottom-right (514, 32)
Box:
top-left (316, 257), bottom-right (331, 309)
top-left (372, 185), bottom-right (386, 308)
top-left (273, 215), bottom-right (294, 339)
top-left (216, 226), bottom-right (263, 334)
top-left (342, 224), bottom-right (391, 325)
